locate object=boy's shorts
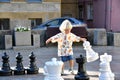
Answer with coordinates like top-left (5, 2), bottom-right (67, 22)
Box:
top-left (61, 55), bottom-right (73, 62)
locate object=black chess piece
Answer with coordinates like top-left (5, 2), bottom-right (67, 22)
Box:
top-left (27, 52), bottom-right (39, 74)
top-left (0, 52), bottom-right (12, 76)
top-left (13, 52), bottom-right (25, 75)
top-left (74, 55), bottom-right (89, 80)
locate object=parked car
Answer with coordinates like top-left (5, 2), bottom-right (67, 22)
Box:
top-left (32, 17), bottom-right (87, 30)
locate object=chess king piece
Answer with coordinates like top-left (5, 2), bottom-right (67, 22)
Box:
top-left (27, 52), bottom-right (39, 74)
top-left (13, 53), bottom-right (25, 75)
top-left (0, 52), bottom-right (12, 76)
top-left (44, 58), bottom-right (64, 80)
top-left (99, 53), bottom-right (115, 80)
top-left (75, 55), bottom-right (89, 80)
top-left (83, 41), bottom-right (99, 62)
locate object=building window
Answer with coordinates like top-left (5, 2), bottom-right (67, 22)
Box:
top-left (87, 3), bottom-right (93, 20)
top-left (79, 5), bottom-right (84, 20)
top-left (29, 18), bottom-right (42, 29)
top-left (0, 19), bottom-right (10, 30)
top-left (0, 0), bottom-right (10, 2)
top-left (27, 0), bottom-right (42, 2)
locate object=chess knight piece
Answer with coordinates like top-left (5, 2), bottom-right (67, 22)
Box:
top-left (44, 58), bottom-right (64, 80)
top-left (75, 55), bottom-right (89, 80)
top-left (83, 41), bottom-right (99, 62)
top-left (0, 52), bottom-right (12, 76)
top-left (99, 53), bottom-right (115, 80)
top-left (27, 52), bottom-right (39, 74)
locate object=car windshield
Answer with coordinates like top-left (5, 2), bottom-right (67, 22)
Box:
top-left (44, 19), bottom-right (65, 27)
top-left (46, 19), bottom-right (59, 27)
top-left (69, 18), bottom-right (83, 24)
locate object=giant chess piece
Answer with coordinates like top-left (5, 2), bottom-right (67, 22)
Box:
top-left (0, 52), bottom-right (12, 76)
top-left (44, 58), bottom-right (64, 80)
top-left (27, 52), bottom-right (39, 74)
top-left (75, 55), bottom-right (89, 80)
top-left (83, 41), bottom-right (99, 62)
top-left (13, 53), bottom-right (25, 75)
top-left (99, 53), bottom-right (115, 80)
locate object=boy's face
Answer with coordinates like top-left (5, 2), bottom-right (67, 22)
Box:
top-left (64, 29), bottom-right (71, 34)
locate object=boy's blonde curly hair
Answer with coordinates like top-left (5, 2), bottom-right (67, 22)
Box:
top-left (59, 19), bottom-right (73, 33)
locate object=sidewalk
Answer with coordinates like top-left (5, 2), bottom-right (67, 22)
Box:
top-left (0, 46), bottom-right (120, 80)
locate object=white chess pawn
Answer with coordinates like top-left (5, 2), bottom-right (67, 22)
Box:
top-left (99, 53), bottom-right (115, 80)
top-left (44, 58), bottom-right (64, 80)
top-left (83, 41), bottom-right (99, 62)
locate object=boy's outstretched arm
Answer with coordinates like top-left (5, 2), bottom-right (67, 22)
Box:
top-left (80, 38), bottom-right (87, 42)
top-left (46, 38), bottom-right (52, 45)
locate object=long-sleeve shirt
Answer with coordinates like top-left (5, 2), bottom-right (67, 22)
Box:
top-left (51, 32), bottom-right (81, 56)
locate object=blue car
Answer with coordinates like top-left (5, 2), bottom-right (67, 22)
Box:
top-left (32, 17), bottom-right (87, 30)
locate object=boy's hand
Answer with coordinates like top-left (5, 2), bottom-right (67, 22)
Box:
top-left (46, 40), bottom-right (49, 45)
top-left (80, 38), bottom-right (87, 42)
top-left (46, 38), bottom-right (52, 44)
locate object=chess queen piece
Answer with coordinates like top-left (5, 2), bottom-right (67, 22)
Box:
top-left (0, 52), bottom-right (12, 76)
top-left (74, 55), bottom-right (89, 80)
top-left (27, 52), bottom-right (39, 74)
top-left (99, 53), bottom-right (115, 80)
top-left (44, 58), bottom-right (64, 80)
top-left (83, 41), bottom-right (99, 62)
top-left (13, 53), bottom-right (25, 75)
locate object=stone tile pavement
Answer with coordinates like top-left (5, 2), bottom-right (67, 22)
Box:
top-left (0, 46), bottom-right (120, 80)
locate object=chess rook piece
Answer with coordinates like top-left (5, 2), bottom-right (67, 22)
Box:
top-left (99, 53), bottom-right (115, 80)
top-left (27, 52), bottom-right (39, 74)
top-left (75, 55), bottom-right (89, 80)
top-left (13, 53), bottom-right (25, 75)
top-left (0, 52), bottom-right (12, 76)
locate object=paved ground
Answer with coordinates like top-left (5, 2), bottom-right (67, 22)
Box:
top-left (0, 46), bottom-right (120, 80)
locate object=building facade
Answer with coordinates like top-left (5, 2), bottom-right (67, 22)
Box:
top-left (0, 0), bottom-right (61, 30)
top-left (1, 0), bottom-right (120, 32)
top-left (94, 0), bottom-right (120, 32)
top-left (78, 0), bottom-right (93, 28)
top-left (0, 0), bottom-right (80, 31)
top-left (78, 0), bottom-right (120, 32)
top-left (61, 0), bottom-right (79, 19)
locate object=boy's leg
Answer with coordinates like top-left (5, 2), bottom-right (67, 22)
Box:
top-left (69, 59), bottom-right (74, 70)
top-left (61, 56), bottom-right (67, 75)
top-left (68, 55), bottom-right (74, 70)
top-left (61, 63), bottom-right (64, 74)
top-left (68, 55), bottom-right (74, 74)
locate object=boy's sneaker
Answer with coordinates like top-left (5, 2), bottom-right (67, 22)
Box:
top-left (69, 69), bottom-right (75, 75)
